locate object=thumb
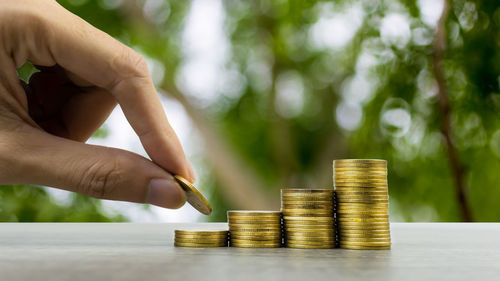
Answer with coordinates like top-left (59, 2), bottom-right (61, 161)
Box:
top-left (4, 126), bottom-right (187, 209)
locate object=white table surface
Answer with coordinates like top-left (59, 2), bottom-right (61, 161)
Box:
top-left (0, 223), bottom-right (498, 281)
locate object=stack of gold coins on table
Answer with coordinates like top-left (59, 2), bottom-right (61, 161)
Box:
top-left (334, 159), bottom-right (391, 250)
top-left (281, 189), bottom-right (335, 249)
top-left (174, 230), bottom-right (228, 247)
top-left (227, 211), bottom-right (282, 248)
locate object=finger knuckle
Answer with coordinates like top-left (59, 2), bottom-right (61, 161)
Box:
top-left (112, 48), bottom-right (149, 79)
top-left (79, 153), bottom-right (123, 199)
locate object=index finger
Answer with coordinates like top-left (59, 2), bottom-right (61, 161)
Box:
top-left (30, 2), bottom-right (195, 181)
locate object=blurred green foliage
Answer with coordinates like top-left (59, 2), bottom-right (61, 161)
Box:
top-left (3, 0), bottom-right (500, 222)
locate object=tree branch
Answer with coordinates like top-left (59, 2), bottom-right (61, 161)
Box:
top-left (159, 83), bottom-right (279, 210)
top-left (432, 0), bottom-right (474, 221)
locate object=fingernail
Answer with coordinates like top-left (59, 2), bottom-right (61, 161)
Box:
top-left (187, 163), bottom-right (196, 182)
top-left (146, 178), bottom-right (186, 209)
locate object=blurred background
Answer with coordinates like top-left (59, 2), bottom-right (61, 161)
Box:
top-left (4, 0), bottom-right (500, 222)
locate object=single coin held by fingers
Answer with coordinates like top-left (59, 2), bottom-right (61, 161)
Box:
top-left (174, 175), bottom-right (212, 215)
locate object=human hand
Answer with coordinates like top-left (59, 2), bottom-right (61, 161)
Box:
top-left (0, 0), bottom-right (195, 209)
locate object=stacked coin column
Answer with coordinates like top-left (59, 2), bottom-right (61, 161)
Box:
top-left (334, 159), bottom-right (391, 250)
top-left (174, 230), bottom-right (229, 247)
top-left (281, 189), bottom-right (336, 249)
top-left (227, 211), bottom-right (282, 248)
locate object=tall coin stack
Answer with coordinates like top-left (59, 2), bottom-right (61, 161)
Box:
top-left (281, 189), bottom-right (335, 249)
top-left (227, 211), bottom-right (282, 248)
top-left (334, 159), bottom-right (391, 250)
top-left (174, 230), bottom-right (229, 247)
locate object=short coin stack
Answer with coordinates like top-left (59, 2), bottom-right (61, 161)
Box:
top-left (334, 159), bottom-right (391, 250)
top-left (281, 189), bottom-right (335, 249)
top-left (227, 211), bottom-right (282, 248)
top-left (174, 230), bottom-right (228, 247)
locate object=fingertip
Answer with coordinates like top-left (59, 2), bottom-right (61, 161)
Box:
top-left (187, 163), bottom-right (196, 183)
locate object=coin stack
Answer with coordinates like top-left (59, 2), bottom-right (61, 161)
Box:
top-left (174, 230), bottom-right (228, 247)
top-left (227, 211), bottom-right (282, 248)
top-left (281, 189), bottom-right (335, 249)
top-left (334, 159), bottom-right (391, 250)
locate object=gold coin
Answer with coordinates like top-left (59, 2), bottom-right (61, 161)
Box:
top-left (230, 236), bottom-right (280, 241)
top-left (229, 227), bottom-right (281, 232)
top-left (336, 193), bottom-right (388, 198)
top-left (286, 228), bottom-right (335, 233)
top-left (227, 210), bottom-right (281, 217)
top-left (336, 206), bottom-right (389, 211)
top-left (337, 209), bottom-right (389, 215)
top-left (281, 207), bottom-right (333, 211)
top-left (284, 220), bottom-right (335, 225)
top-left (175, 232), bottom-right (229, 238)
top-left (174, 175), bottom-right (212, 215)
top-left (334, 159), bottom-right (386, 163)
top-left (338, 220), bottom-right (389, 225)
top-left (335, 182), bottom-right (388, 187)
top-left (334, 164), bottom-right (387, 169)
top-left (340, 245), bottom-right (391, 250)
top-left (174, 235), bottom-right (227, 241)
top-left (337, 195), bottom-right (388, 199)
top-left (334, 159), bottom-right (386, 166)
top-left (229, 227), bottom-right (281, 233)
top-left (339, 228), bottom-right (390, 233)
top-left (282, 202), bottom-right (333, 206)
top-left (334, 169), bottom-right (387, 174)
top-left (339, 241), bottom-right (391, 247)
top-left (175, 230), bottom-right (228, 236)
top-left (336, 191), bottom-right (388, 197)
top-left (286, 240), bottom-right (336, 245)
top-left (336, 197), bottom-right (388, 202)
top-left (338, 225), bottom-right (390, 230)
top-left (174, 242), bottom-right (227, 247)
top-left (283, 216), bottom-right (334, 222)
top-left (281, 198), bottom-right (333, 203)
top-left (230, 243), bottom-right (281, 248)
top-left (230, 230), bottom-right (281, 236)
top-left (285, 227), bottom-right (334, 232)
top-left (175, 234), bottom-right (228, 240)
top-left (229, 228), bottom-right (282, 233)
top-left (281, 206), bottom-right (334, 212)
top-left (228, 219), bottom-right (281, 225)
top-left (285, 225), bottom-right (334, 231)
top-left (337, 202), bottom-right (389, 207)
top-left (230, 235), bottom-right (280, 240)
top-left (175, 238), bottom-right (227, 244)
top-left (231, 240), bottom-right (281, 247)
top-left (282, 191), bottom-right (333, 195)
top-left (282, 201), bottom-right (333, 205)
top-left (337, 195), bottom-right (389, 200)
top-left (339, 234), bottom-right (390, 239)
top-left (282, 209), bottom-right (333, 214)
top-left (337, 217), bottom-right (389, 223)
top-left (228, 214), bottom-right (281, 219)
top-left (228, 220), bottom-right (281, 224)
top-left (282, 188), bottom-right (334, 193)
top-left (281, 194), bottom-right (333, 199)
top-left (339, 236), bottom-right (391, 242)
top-left (286, 241), bottom-right (336, 246)
top-left (228, 222), bottom-right (281, 227)
top-left (339, 227), bottom-right (390, 232)
top-left (286, 234), bottom-right (335, 240)
top-left (336, 211), bottom-right (388, 216)
top-left (335, 180), bottom-right (388, 185)
top-left (335, 175), bottom-right (387, 180)
top-left (284, 224), bottom-right (334, 229)
top-left (228, 220), bottom-right (281, 225)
